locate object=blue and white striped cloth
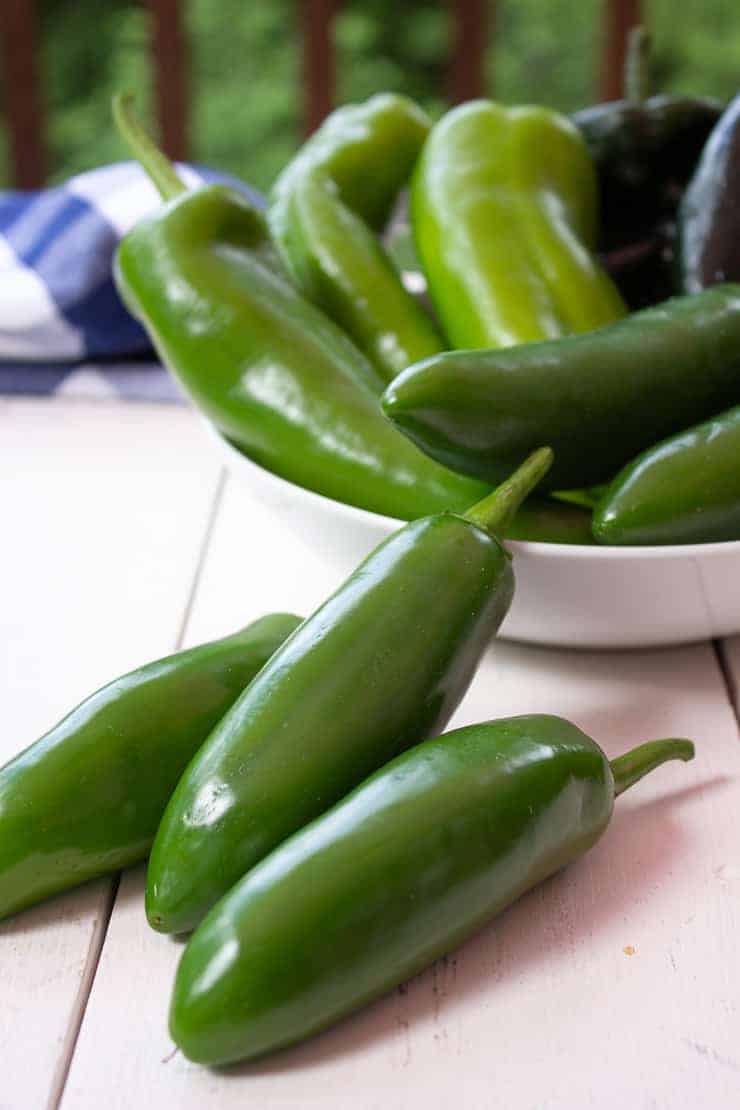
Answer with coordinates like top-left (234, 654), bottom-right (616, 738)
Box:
top-left (0, 162), bottom-right (262, 401)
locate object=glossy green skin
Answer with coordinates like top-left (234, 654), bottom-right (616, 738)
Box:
top-left (679, 95), bottom-right (740, 294)
top-left (270, 94), bottom-right (443, 380)
top-left (383, 285), bottom-right (740, 491)
top-left (0, 614), bottom-right (302, 922)
top-left (170, 715), bottom-right (613, 1065)
top-left (593, 405), bottom-right (740, 545)
top-left (411, 100), bottom-right (625, 351)
top-left (574, 94), bottom-right (722, 251)
top-left (114, 185), bottom-right (488, 522)
top-left (147, 513), bottom-right (513, 934)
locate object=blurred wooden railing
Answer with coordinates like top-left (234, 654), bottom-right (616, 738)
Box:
top-left (0, 0), bottom-right (642, 189)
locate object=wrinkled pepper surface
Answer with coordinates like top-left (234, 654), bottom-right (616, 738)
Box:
top-left (112, 94), bottom-right (488, 522)
top-left (170, 716), bottom-right (693, 1065)
top-left (270, 93), bottom-right (444, 380)
top-left (146, 450), bottom-right (552, 934)
top-left (383, 285), bottom-right (740, 491)
top-left (0, 614), bottom-right (302, 921)
top-left (593, 405), bottom-right (740, 545)
top-left (679, 93), bottom-right (740, 294)
top-left (411, 99), bottom-right (626, 350)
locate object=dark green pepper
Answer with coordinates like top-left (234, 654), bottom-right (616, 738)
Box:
top-left (146, 449), bottom-right (553, 934)
top-left (112, 95), bottom-right (488, 522)
top-left (593, 405), bottom-right (740, 545)
top-left (573, 29), bottom-right (722, 252)
top-left (382, 285), bottom-right (740, 492)
top-left (679, 94), bottom-right (740, 294)
top-left (269, 94), bottom-right (444, 380)
top-left (170, 715), bottom-right (694, 1065)
top-left (0, 613), bottom-right (302, 922)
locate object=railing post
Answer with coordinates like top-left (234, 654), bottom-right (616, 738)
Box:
top-left (448, 0), bottom-right (489, 104)
top-left (600, 0), bottom-right (643, 100)
top-left (302, 0), bottom-right (338, 135)
top-left (145, 0), bottom-right (190, 160)
top-left (0, 0), bottom-right (47, 187)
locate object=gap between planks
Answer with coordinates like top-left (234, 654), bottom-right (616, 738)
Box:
top-left (47, 465), bottom-right (229, 1110)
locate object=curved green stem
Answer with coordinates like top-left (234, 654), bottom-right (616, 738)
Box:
top-left (112, 92), bottom-right (186, 201)
top-left (611, 739), bottom-right (695, 798)
top-left (464, 447), bottom-right (554, 536)
top-left (624, 26), bottom-right (651, 105)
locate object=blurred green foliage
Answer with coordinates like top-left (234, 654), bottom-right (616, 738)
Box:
top-left (1, 0), bottom-right (739, 191)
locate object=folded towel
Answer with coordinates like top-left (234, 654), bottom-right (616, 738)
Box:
top-left (0, 162), bottom-right (262, 401)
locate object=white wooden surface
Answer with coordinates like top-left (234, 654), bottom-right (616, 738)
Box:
top-left (2, 399), bottom-right (739, 1110)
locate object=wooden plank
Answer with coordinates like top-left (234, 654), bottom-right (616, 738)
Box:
top-left (0, 0), bottom-right (47, 187)
top-left (599, 0), bottom-right (643, 100)
top-left (448, 0), bottom-right (489, 103)
top-left (145, 0), bottom-right (190, 160)
top-left (64, 463), bottom-right (740, 1108)
top-left (0, 400), bottom-right (222, 1110)
top-left (302, 0), bottom-right (337, 134)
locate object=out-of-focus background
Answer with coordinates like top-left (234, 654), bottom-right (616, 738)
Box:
top-left (2, 0), bottom-right (739, 192)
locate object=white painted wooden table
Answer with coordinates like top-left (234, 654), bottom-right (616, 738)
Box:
top-left (2, 398), bottom-right (739, 1110)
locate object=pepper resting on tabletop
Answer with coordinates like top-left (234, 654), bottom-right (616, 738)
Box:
top-left (382, 285), bottom-right (740, 492)
top-left (111, 94), bottom-right (489, 523)
top-left (0, 614), bottom-right (302, 921)
top-left (270, 93), bottom-right (444, 380)
top-left (146, 450), bottom-right (553, 934)
top-left (411, 99), bottom-right (626, 350)
top-left (170, 716), bottom-right (694, 1065)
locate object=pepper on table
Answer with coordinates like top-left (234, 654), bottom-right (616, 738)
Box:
top-left (382, 285), bottom-right (740, 492)
top-left (111, 94), bottom-right (489, 524)
top-left (593, 406), bottom-right (740, 546)
top-left (146, 449), bottom-right (554, 935)
top-left (0, 613), bottom-right (302, 921)
top-left (269, 93), bottom-right (444, 380)
top-left (411, 98), bottom-right (626, 351)
top-left (169, 716), bottom-right (694, 1066)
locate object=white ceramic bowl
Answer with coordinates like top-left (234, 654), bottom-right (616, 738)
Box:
top-left (210, 427), bottom-right (740, 649)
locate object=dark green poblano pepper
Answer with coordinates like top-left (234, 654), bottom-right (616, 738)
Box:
top-left (170, 715), bottom-right (694, 1065)
top-left (0, 614), bottom-right (302, 921)
top-left (146, 450), bottom-right (553, 935)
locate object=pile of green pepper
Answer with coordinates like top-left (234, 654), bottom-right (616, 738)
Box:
top-left (8, 44), bottom-right (738, 1069)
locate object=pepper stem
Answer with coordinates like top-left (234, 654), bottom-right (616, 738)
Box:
top-left (112, 92), bottom-right (186, 201)
top-left (624, 26), bottom-right (651, 105)
top-left (464, 448), bottom-right (554, 536)
top-left (611, 739), bottom-right (695, 798)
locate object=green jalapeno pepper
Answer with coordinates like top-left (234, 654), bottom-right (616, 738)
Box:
top-left (269, 94), bottom-right (444, 380)
top-left (678, 94), bottom-right (740, 294)
top-left (145, 449), bottom-right (553, 935)
top-left (112, 95), bottom-right (488, 523)
top-left (593, 405), bottom-right (740, 545)
top-left (0, 613), bottom-right (302, 922)
top-left (411, 99), bottom-right (626, 351)
top-left (169, 715), bottom-right (694, 1065)
top-left (573, 29), bottom-right (722, 252)
top-left (383, 285), bottom-right (740, 492)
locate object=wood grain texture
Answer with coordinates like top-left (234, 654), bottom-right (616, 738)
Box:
top-left (0, 400), bottom-right (222, 1110)
top-left (63, 456), bottom-right (740, 1109)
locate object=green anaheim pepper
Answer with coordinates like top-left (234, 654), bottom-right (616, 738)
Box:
top-left (170, 715), bottom-right (694, 1065)
top-left (270, 93), bottom-right (444, 380)
top-left (382, 285), bottom-right (740, 492)
top-left (411, 99), bottom-right (625, 350)
top-left (145, 449), bottom-right (553, 935)
top-left (593, 405), bottom-right (740, 545)
top-left (0, 613), bottom-right (302, 921)
top-left (112, 94), bottom-right (488, 523)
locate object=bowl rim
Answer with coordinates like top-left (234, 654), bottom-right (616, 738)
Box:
top-left (211, 424), bottom-right (740, 563)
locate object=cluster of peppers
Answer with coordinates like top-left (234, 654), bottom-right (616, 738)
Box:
top-left (0, 448), bottom-right (693, 1066)
top-left (7, 42), bottom-right (737, 1064)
